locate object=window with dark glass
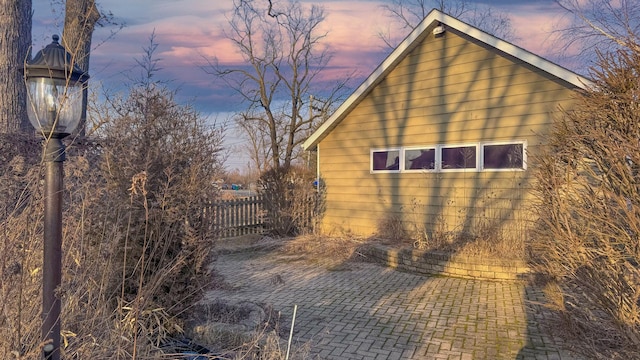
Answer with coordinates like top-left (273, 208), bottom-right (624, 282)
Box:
top-left (441, 146), bottom-right (476, 169)
top-left (371, 142), bottom-right (525, 174)
top-left (404, 148), bottom-right (435, 170)
top-left (483, 143), bottom-right (524, 169)
top-left (372, 149), bottom-right (400, 171)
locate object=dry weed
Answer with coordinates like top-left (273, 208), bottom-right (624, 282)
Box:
top-left (375, 212), bottom-right (411, 245)
top-left (530, 47), bottom-right (640, 357)
top-left (187, 300), bottom-right (313, 360)
top-left (375, 195), bottom-right (527, 261)
top-left (1, 39), bottom-right (226, 358)
top-left (279, 234), bottom-right (365, 265)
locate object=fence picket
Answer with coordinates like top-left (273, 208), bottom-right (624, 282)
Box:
top-left (205, 195), bottom-right (265, 239)
top-left (205, 192), bottom-right (318, 239)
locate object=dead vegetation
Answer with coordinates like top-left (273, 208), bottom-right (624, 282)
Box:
top-left (374, 191), bottom-right (528, 261)
top-left (184, 300), bottom-right (314, 360)
top-left (530, 46), bottom-right (640, 358)
top-left (0, 38), bottom-right (227, 358)
top-left (278, 234), bottom-right (365, 265)
top-left (258, 166), bottom-right (322, 237)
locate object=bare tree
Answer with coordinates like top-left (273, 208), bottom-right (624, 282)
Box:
top-left (206, 0), bottom-right (348, 170)
top-left (553, 0), bottom-right (640, 68)
top-left (236, 112), bottom-right (272, 173)
top-left (379, 0), bottom-right (516, 48)
top-left (62, 0), bottom-right (101, 74)
top-left (0, 0), bottom-right (31, 132)
top-left (62, 0), bottom-right (108, 137)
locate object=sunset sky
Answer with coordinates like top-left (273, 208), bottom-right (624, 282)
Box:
top-left (31, 0), bottom-right (575, 169)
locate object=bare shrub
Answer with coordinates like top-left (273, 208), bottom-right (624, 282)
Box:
top-left (259, 166), bottom-right (321, 236)
top-left (93, 37), bottom-right (225, 320)
top-left (530, 46), bottom-right (640, 356)
top-left (1, 37), bottom-right (225, 358)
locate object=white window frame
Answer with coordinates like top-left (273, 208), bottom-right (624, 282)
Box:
top-left (403, 146), bottom-right (438, 173)
top-left (480, 140), bottom-right (527, 172)
top-left (370, 140), bottom-right (527, 174)
top-left (438, 143), bottom-right (480, 172)
top-left (370, 148), bottom-right (401, 173)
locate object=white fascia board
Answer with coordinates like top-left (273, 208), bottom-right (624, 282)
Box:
top-left (302, 9), bottom-right (592, 151)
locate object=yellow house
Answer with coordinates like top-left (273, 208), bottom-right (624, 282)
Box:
top-left (303, 10), bottom-right (590, 239)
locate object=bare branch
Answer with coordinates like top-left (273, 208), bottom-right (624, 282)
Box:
top-left (205, 0), bottom-right (350, 170)
top-left (378, 0), bottom-right (517, 49)
top-left (552, 0), bottom-right (640, 69)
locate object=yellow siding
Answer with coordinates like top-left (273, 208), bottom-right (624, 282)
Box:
top-left (316, 28), bottom-right (577, 237)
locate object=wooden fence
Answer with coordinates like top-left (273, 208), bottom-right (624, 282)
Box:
top-left (205, 195), bottom-right (265, 238)
top-left (204, 192), bottom-right (321, 239)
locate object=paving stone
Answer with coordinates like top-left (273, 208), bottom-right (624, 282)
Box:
top-left (205, 249), bottom-right (578, 360)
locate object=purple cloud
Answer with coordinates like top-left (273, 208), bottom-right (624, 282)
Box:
top-left (31, 0), bottom-right (575, 115)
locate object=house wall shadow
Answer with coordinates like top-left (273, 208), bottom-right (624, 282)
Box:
top-left (334, 242), bottom-right (576, 359)
top-left (204, 233), bottom-right (577, 359)
top-left (310, 21), bottom-right (582, 358)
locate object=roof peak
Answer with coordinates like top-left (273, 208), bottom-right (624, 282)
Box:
top-left (303, 9), bottom-right (590, 150)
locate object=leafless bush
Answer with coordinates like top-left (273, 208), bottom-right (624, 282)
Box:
top-left (93, 37), bottom-right (225, 319)
top-left (259, 166), bottom-right (322, 236)
top-left (375, 212), bottom-right (410, 245)
top-left (530, 46), bottom-right (640, 357)
top-left (1, 38), bottom-right (225, 358)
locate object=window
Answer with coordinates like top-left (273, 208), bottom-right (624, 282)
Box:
top-left (482, 142), bottom-right (525, 170)
top-left (371, 149), bottom-right (400, 172)
top-left (441, 145), bottom-right (477, 170)
top-left (404, 148), bottom-right (436, 171)
top-left (370, 141), bottom-right (526, 173)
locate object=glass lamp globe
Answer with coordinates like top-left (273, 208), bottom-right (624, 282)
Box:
top-left (24, 35), bottom-right (89, 137)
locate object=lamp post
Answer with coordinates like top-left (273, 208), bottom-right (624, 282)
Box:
top-left (23, 34), bottom-right (89, 360)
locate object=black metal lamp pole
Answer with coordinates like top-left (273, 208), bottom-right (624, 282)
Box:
top-left (42, 136), bottom-right (65, 359)
top-left (22, 35), bottom-right (89, 360)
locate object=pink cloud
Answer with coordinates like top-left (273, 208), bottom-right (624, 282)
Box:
top-left (320, 1), bottom-right (388, 51)
top-left (39, 0), bottom-right (586, 114)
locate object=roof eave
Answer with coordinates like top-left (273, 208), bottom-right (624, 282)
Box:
top-left (303, 9), bottom-right (592, 151)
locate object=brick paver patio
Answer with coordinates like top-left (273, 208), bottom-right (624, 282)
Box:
top-left (204, 248), bottom-right (579, 359)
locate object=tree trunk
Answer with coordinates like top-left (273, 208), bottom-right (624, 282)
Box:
top-left (0, 0), bottom-right (32, 133)
top-left (63, 0), bottom-right (100, 138)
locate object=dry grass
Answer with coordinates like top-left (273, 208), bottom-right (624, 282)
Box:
top-left (374, 200), bottom-right (527, 261)
top-left (185, 300), bottom-right (314, 360)
top-left (278, 234), bottom-right (367, 267)
top-left (216, 233), bottom-right (367, 268)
